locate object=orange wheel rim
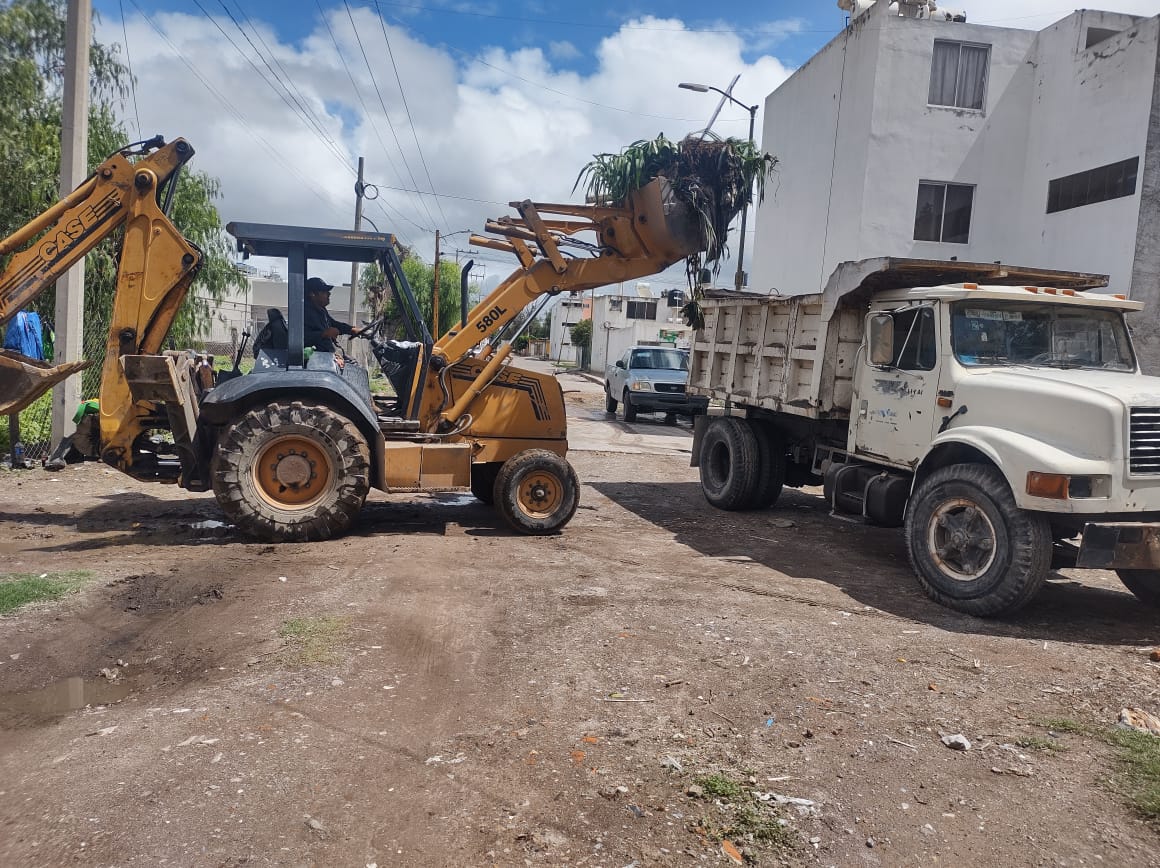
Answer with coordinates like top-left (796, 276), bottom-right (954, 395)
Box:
top-left (517, 470), bottom-right (564, 519)
top-left (254, 435), bottom-right (332, 509)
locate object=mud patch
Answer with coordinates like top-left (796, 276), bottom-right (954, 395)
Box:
top-left (109, 573), bottom-right (225, 614)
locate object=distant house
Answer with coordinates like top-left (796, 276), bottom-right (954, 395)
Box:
top-left (753, 2), bottom-right (1160, 366)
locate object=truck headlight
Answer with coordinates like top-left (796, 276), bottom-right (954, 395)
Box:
top-left (1026, 472), bottom-right (1110, 499)
top-left (630, 380), bottom-right (653, 391)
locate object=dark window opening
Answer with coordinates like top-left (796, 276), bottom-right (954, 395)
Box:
top-left (1085, 27), bottom-right (1119, 49)
top-left (914, 181), bottom-right (974, 244)
top-left (626, 300), bottom-right (658, 320)
top-left (1047, 157), bottom-right (1139, 214)
top-left (893, 307), bottom-right (937, 371)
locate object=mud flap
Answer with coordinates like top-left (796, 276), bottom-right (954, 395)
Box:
top-left (0, 350), bottom-right (93, 415)
top-left (1076, 522), bottom-right (1160, 570)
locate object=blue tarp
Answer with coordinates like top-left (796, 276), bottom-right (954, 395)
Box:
top-left (3, 311), bottom-right (45, 361)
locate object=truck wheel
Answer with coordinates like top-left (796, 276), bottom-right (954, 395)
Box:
top-left (605, 388), bottom-right (618, 414)
top-left (622, 390), bottom-right (637, 422)
top-left (747, 420), bottom-right (786, 509)
top-left (470, 461), bottom-right (501, 504)
top-left (493, 449), bottom-right (580, 535)
top-left (1115, 570), bottom-right (1160, 607)
top-left (905, 463), bottom-right (1051, 616)
top-left (699, 417), bottom-right (760, 511)
top-left (211, 402), bottom-right (370, 542)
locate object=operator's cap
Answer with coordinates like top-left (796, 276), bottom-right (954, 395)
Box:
top-left (305, 277), bottom-right (334, 295)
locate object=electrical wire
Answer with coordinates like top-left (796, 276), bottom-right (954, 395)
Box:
top-left (342, 0), bottom-right (439, 232)
top-left (126, 0), bottom-right (348, 222)
top-left (372, 1), bottom-right (449, 231)
top-left (118, 0), bottom-right (142, 140)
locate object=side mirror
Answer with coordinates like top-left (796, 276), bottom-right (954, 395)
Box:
top-left (615, 360), bottom-right (625, 369)
top-left (868, 314), bottom-right (895, 367)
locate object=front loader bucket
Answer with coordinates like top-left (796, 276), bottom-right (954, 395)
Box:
top-left (0, 350), bottom-right (93, 415)
top-left (627, 179), bottom-right (705, 263)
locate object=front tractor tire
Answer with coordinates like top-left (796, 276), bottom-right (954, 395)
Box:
top-left (493, 449), bottom-right (580, 535)
top-left (211, 402), bottom-right (371, 542)
top-left (904, 463), bottom-right (1051, 617)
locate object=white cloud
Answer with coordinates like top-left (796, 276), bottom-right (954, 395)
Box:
top-left (97, 8), bottom-right (792, 289)
top-left (548, 40), bottom-right (581, 61)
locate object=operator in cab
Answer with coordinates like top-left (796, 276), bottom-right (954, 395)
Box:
top-left (304, 277), bottom-right (364, 352)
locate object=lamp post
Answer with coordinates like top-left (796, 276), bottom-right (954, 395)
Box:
top-left (679, 81), bottom-right (759, 292)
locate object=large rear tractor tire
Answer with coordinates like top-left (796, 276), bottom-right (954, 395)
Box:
top-left (698, 417), bottom-right (760, 511)
top-left (493, 449), bottom-right (580, 534)
top-left (904, 463), bottom-right (1051, 617)
top-left (747, 419), bottom-right (786, 509)
top-left (470, 462), bottom-right (502, 505)
top-left (1115, 570), bottom-right (1160, 607)
top-left (211, 402), bottom-right (371, 542)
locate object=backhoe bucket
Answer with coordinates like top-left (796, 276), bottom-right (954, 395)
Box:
top-left (0, 350), bottom-right (93, 415)
top-left (627, 179), bottom-right (705, 263)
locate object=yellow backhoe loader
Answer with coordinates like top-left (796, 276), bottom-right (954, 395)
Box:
top-left (0, 136), bottom-right (702, 540)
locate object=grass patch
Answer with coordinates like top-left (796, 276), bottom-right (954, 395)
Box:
top-left (1016, 735), bottom-right (1068, 753)
top-left (0, 571), bottom-right (92, 614)
top-left (277, 616), bottom-right (350, 664)
top-left (694, 772), bottom-right (744, 800)
top-left (1106, 729), bottom-right (1160, 820)
top-left (1039, 717), bottom-right (1089, 734)
top-left (727, 803), bottom-right (794, 846)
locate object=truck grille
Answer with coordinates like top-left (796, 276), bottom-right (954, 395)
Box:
top-left (1130, 407), bottom-right (1160, 474)
top-left (654, 383), bottom-right (686, 394)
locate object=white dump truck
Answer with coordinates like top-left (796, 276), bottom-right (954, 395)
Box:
top-left (688, 257), bottom-right (1160, 616)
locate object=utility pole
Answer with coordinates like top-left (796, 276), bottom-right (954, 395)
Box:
top-left (347, 157), bottom-right (365, 326)
top-left (432, 229), bottom-right (441, 336)
top-left (52, 0), bottom-right (90, 447)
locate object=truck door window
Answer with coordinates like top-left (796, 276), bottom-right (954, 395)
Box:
top-left (892, 307), bottom-right (937, 371)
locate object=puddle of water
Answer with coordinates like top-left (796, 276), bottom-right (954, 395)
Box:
top-left (0, 676), bottom-right (132, 723)
top-left (432, 494), bottom-right (478, 507)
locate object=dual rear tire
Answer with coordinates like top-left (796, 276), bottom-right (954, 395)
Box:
top-left (698, 417), bottom-right (785, 511)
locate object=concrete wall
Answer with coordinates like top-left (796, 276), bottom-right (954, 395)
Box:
top-left (751, 4), bottom-right (1159, 324)
top-left (1131, 22), bottom-right (1160, 369)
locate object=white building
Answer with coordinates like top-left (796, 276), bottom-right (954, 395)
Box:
top-left (752, 2), bottom-right (1160, 365)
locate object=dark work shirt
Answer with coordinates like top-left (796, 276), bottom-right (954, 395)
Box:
top-left (303, 302), bottom-right (353, 351)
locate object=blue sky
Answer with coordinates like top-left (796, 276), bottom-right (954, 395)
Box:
top-left (87, 1), bottom-right (1157, 288)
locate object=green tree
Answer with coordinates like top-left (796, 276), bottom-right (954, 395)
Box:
top-left (569, 318), bottom-right (592, 349)
top-left (361, 252), bottom-right (464, 339)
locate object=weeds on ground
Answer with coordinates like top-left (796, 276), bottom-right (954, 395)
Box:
top-left (1016, 735), bottom-right (1068, 753)
top-left (0, 571), bottom-right (92, 615)
top-left (689, 770), bottom-right (795, 858)
top-left (1034, 717), bottom-right (1160, 821)
top-left (278, 616), bottom-right (350, 664)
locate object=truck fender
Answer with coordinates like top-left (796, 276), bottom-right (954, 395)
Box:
top-left (919, 426), bottom-right (1112, 512)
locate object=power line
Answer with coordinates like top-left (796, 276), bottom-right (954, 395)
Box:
top-left (372, 1), bottom-right (449, 231)
top-left (118, 0), bottom-right (142, 139)
top-left (342, 0), bottom-right (439, 232)
top-left (126, 0), bottom-right (348, 222)
top-left (314, 1), bottom-right (422, 243)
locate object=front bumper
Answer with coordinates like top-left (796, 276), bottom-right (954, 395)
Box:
top-left (627, 392), bottom-right (709, 415)
top-left (1076, 522), bottom-right (1160, 570)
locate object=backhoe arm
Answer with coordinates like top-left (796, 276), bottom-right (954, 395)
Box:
top-left (0, 138), bottom-right (201, 417)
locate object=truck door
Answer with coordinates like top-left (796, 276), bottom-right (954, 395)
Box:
top-left (852, 306), bottom-right (940, 467)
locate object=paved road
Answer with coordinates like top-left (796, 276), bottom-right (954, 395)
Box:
top-left (513, 358), bottom-right (697, 457)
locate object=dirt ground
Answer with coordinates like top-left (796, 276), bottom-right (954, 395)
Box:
top-left (2, 372), bottom-right (1159, 867)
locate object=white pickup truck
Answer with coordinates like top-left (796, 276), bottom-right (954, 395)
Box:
top-left (605, 345), bottom-right (708, 422)
top-left (688, 257), bottom-right (1160, 616)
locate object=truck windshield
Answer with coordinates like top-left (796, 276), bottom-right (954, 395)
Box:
top-left (630, 348), bottom-right (689, 371)
top-left (950, 301), bottom-right (1135, 371)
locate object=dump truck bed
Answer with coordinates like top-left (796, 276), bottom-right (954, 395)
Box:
top-left (686, 257), bottom-right (1110, 421)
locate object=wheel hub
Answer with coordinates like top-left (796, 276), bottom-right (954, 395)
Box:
top-left (254, 435), bottom-right (332, 509)
top-left (272, 451), bottom-right (314, 488)
top-left (928, 499), bottom-right (997, 582)
top-left (518, 471), bottom-right (563, 519)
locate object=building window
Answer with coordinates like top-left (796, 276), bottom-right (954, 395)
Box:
top-left (626, 300), bottom-right (657, 320)
top-left (913, 182), bottom-right (974, 244)
top-left (1047, 157), bottom-right (1139, 214)
top-left (609, 297), bottom-right (623, 311)
top-left (928, 40), bottom-right (990, 110)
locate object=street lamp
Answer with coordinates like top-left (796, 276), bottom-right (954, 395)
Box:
top-left (679, 81), bottom-right (759, 292)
